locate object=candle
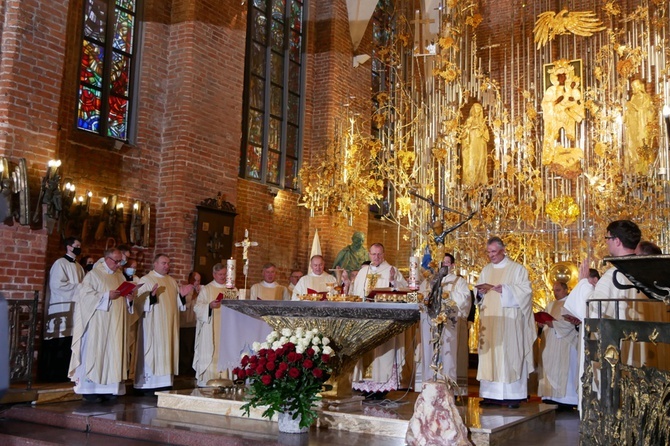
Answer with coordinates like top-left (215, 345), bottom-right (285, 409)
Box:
top-left (408, 256), bottom-right (419, 290)
top-left (226, 258), bottom-right (236, 289)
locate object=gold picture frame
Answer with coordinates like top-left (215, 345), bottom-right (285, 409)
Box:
top-left (543, 59), bottom-right (583, 93)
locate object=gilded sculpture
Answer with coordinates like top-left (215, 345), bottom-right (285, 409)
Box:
top-left (460, 103), bottom-right (489, 188)
top-left (623, 79), bottom-right (657, 175)
top-left (534, 9), bottom-right (606, 49)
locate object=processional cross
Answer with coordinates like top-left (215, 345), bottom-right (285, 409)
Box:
top-left (234, 228), bottom-right (258, 290)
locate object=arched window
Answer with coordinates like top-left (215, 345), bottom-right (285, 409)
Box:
top-left (76, 0), bottom-right (142, 142)
top-left (240, 0), bottom-right (305, 190)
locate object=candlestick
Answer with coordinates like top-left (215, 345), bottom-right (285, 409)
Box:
top-left (226, 258), bottom-right (236, 289)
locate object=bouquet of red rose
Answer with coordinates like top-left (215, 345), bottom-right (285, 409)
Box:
top-left (233, 327), bottom-right (334, 429)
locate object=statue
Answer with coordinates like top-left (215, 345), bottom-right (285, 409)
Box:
top-left (460, 102), bottom-right (489, 188)
top-left (624, 79), bottom-right (656, 175)
top-left (332, 231), bottom-right (369, 272)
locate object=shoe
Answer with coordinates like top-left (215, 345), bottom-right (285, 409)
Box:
top-left (478, 398), bottom-right (498, 407)
top-left (82, 394), bottom-right (103, 403)
top-left (102, 394), bottom-right (118, 402)
top-left (507, 403), bottom-right (520, 409)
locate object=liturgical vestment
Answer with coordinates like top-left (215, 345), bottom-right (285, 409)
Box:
top-left (68, 261), bottom-right (130, 395)
top-left (290, 272), bottom-right (335, 300)
top-left (134, 271), bottom-right (185, 389)
top-left (476, 257), bottom-right (535, 400)
top-left (193, 280), bottom-right (232, 386)
top-left (250, 281), bottom-right (290, 300)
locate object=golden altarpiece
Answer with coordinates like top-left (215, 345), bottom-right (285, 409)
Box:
top-left (298, 0), bottom-right (670, 443)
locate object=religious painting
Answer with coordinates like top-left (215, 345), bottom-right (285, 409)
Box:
top-left (194, 203), bottom-right (236, 283)
top-left (543, 59), bottom-right (582, 93)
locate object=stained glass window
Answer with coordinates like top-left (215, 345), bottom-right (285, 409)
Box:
top-left (240, 0), bottom-right (304, 189)
top-left (77, 0), bottom-right (140, 141)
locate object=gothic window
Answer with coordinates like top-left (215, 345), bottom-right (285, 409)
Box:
top-left (76, 0), bottom-right (141, 142)
top-left (240, 0), bottom-right (305, 190)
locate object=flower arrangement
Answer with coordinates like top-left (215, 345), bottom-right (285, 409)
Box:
top-left (233, 327), bottom-right (334, 429)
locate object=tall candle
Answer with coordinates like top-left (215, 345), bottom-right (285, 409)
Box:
top-left (226, 258), bottom-right (236, 289)
top-left (408, 256), bottom-right (419, 290)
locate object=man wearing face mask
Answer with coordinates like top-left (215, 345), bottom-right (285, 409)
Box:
top-left (40, 237), bottom-right (85, 382)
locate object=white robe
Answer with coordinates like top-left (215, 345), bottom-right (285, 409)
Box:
top-left (476, 257), bottom-right (535, 400)
top-left (351, 261), bottom-right (408, 391)
top-left (193, 281), bottom-right (232, 386)
top-left (68, 261), bottom-right (131, 395)
top-left (45, 256), bottom-right (84, 339)
top-left (250, 281), bottom-right (290, 301)
top-left (420, 273), bottom-right (471, 385)
top-left (538, 297), bottom-right (579, 405)
top-left (134, 271), bottom-right (185, 389)
top-left (291, 272), bottom-right (335, 300)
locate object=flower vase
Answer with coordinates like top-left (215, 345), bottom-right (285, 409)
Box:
top-left (278, 409), bottom-right (309, 434)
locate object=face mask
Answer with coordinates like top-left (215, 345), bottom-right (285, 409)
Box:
top-left (72, 247), bottom-right (82, 256)
top-left (120, 258), bottom-right (128, 266)
top-left (84, 264), bottom-right (94, 272)
top-left (124, 268), bottom-right (136, 277)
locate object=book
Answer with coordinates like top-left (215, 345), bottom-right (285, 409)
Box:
top-left (116, 281), bottom-right (139, 297)
top-left (534, 311), bottom-right (555, 324)
top-left (215, 293), bottom-right (224, 302)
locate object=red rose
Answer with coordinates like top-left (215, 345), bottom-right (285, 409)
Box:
top-left (237, 369), bottom-right (246, 379)
top-left (312, 368), bottom-right (323, 379)
top-left (288, 367), bottom-right (300, 379)
top-left (284, 342), bottom-right (295, 351)
top-left (295, 353), bottom-right (303, 362)
top-left (287, 352), bottom-right (298, 362)
top-left (267, 352), bottom-right (277, 362)
top-left (258, 348), bottom-right (267, 356)
top-left (306, 347), bottom-right (315, 356)
top-left (249, 355), bottom-right (258, 364)
top-left (278, 362), bottom-right (289, 371)
top-left (275, 347), bottom-right (285, 356)
top-left (266, 361), bottom-right (276, 371)
top-left (258, 357), bottom-right (267, 367)
top-left (275, 369), bottom-right (285, 379)
top-left (302, 359), bottom-right (314, 369)
top-left (321, 354), bottom-right (330, 363)
top-left (261, 374), bottom-right (273, 385)
top-left (256, 364), bottom-right (266, 374)
top-left (241, 355), bottom-right (249, 366)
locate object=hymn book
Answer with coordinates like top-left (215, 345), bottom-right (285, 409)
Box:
top-left (534, 311), bottom-right (555, 324)
top-left (116, 281), bottom-right (139, 297)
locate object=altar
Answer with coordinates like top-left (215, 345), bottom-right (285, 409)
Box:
top-left (219, 299), bottom-right (421, 400)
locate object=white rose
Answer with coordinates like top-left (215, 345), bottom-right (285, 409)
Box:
top-left (281, 328), bottom-right (292, 337)
top-left (267, 331), bottom-right (278, 342)
top-left (272, 341), bottom-right (282, 349)
top-left (290, 336), bottom-right (298, 343)
top-left (322, 337), bottom-right (330, 346)
top-left (296, 345), bottom-right (305, 354)
top-left (311, 345), bottom-right (320, 354)
top-left (322, 346), bottom-right (333, 355)
top-left (295, 327), bottom-right (305, 336)
top-left (260, 342), bottom-right (269, 349)
top-left (311, 328), bottom-right (319, 334)
top-left (279, 336), bottom-right (288, 345)
top-left (252, 342), bottom-right (261, 352)
top-left (311, 337), bottom-right (321, 345)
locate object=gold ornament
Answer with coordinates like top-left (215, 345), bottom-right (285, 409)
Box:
top-left (546, 195), bottom-right (581, 226)
top-left (534, 9), bottom-right (606, 49)
top-left (546, 261), bottom-right (579, 290)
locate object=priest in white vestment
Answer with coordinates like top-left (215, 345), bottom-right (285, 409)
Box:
top-left (193, 263), bottom-right (236, 387)
top-left (250, 263), bottom-right (290, 300)
top-left (351, 243), bottom-right (408, 395)
top-left (68, 248), bottom-right (134, 401)
top-left (291, 256), bottom-right (335, 300)
top-left (419, 253), bottom-right (471, 389)
top-left (475, 237), bottom-right (535, 408)
top-left (134, 254), bottom-right (192, 393)
top-left (538, 281), bottom-right (579, 407)
top-left (287, 270), bottom-right (303, 294)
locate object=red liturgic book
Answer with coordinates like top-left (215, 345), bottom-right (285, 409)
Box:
top-left (215, 293), bottom-right (224, 302)
top-left (534, 311), bottom-right (555, 324)
top-left (116, 281), bottom-right (139, 297)
top-left (306, 288), bottom-right (329, 301)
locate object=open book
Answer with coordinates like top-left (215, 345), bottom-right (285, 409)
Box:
top-left (116, 281), bottom-right (139, 297)
top-left (534, 311), bottom-right (555, 324)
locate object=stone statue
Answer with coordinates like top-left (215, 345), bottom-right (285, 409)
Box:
top-left (461, 103), bottom-right (489, 188)
top-left (624, 79), bottom-right (656, 175)
top-left (332, 231), bottom-right (369, 272)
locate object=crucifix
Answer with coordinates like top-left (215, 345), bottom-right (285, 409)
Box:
top-left (234, 228), bottom-right (258, 290)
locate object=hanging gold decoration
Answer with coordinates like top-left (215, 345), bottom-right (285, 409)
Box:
top-left (546, 196), bottom-right (580, 227)
top-left (534, 9), bottom-right (606, 49)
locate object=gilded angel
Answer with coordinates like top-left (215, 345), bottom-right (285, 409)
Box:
top-left (534, 9), bottom-right (605, 49)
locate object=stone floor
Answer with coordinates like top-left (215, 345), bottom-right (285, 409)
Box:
top-left (0, 386), bottom-right (580, 445)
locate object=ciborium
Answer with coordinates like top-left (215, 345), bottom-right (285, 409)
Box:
top-left (220, 300), bottom-right (420, 405)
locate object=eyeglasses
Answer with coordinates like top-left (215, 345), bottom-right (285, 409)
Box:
top-left (106, 257), bottom-right (123, 264)
top-left (604, 236), bottom-right (616, 240)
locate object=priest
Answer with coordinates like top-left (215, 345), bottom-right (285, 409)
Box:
top-left (351, 243), bottom-right (408, 397)
top-left (290, 255), bottom-right (334, 300)
top-left (249, 263), bottom-right (290, 300)
top-left (133, 254), bottom-right (193, 394)
top-left (475, 237), bottom-right (535, 409)
top-left (68, 248), bottom-right (134, 402)
top-left (193, 263), bottom-right (234, 387)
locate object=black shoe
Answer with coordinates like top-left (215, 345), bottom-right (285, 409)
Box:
top-left (479, 398), bottom-right (498, 407)
top-left (101, 394), bottom-right (118, 402)
top-left (507, 403), bottom-right (520, 409)
top-left (82, 394), bottom-right (103, 403)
